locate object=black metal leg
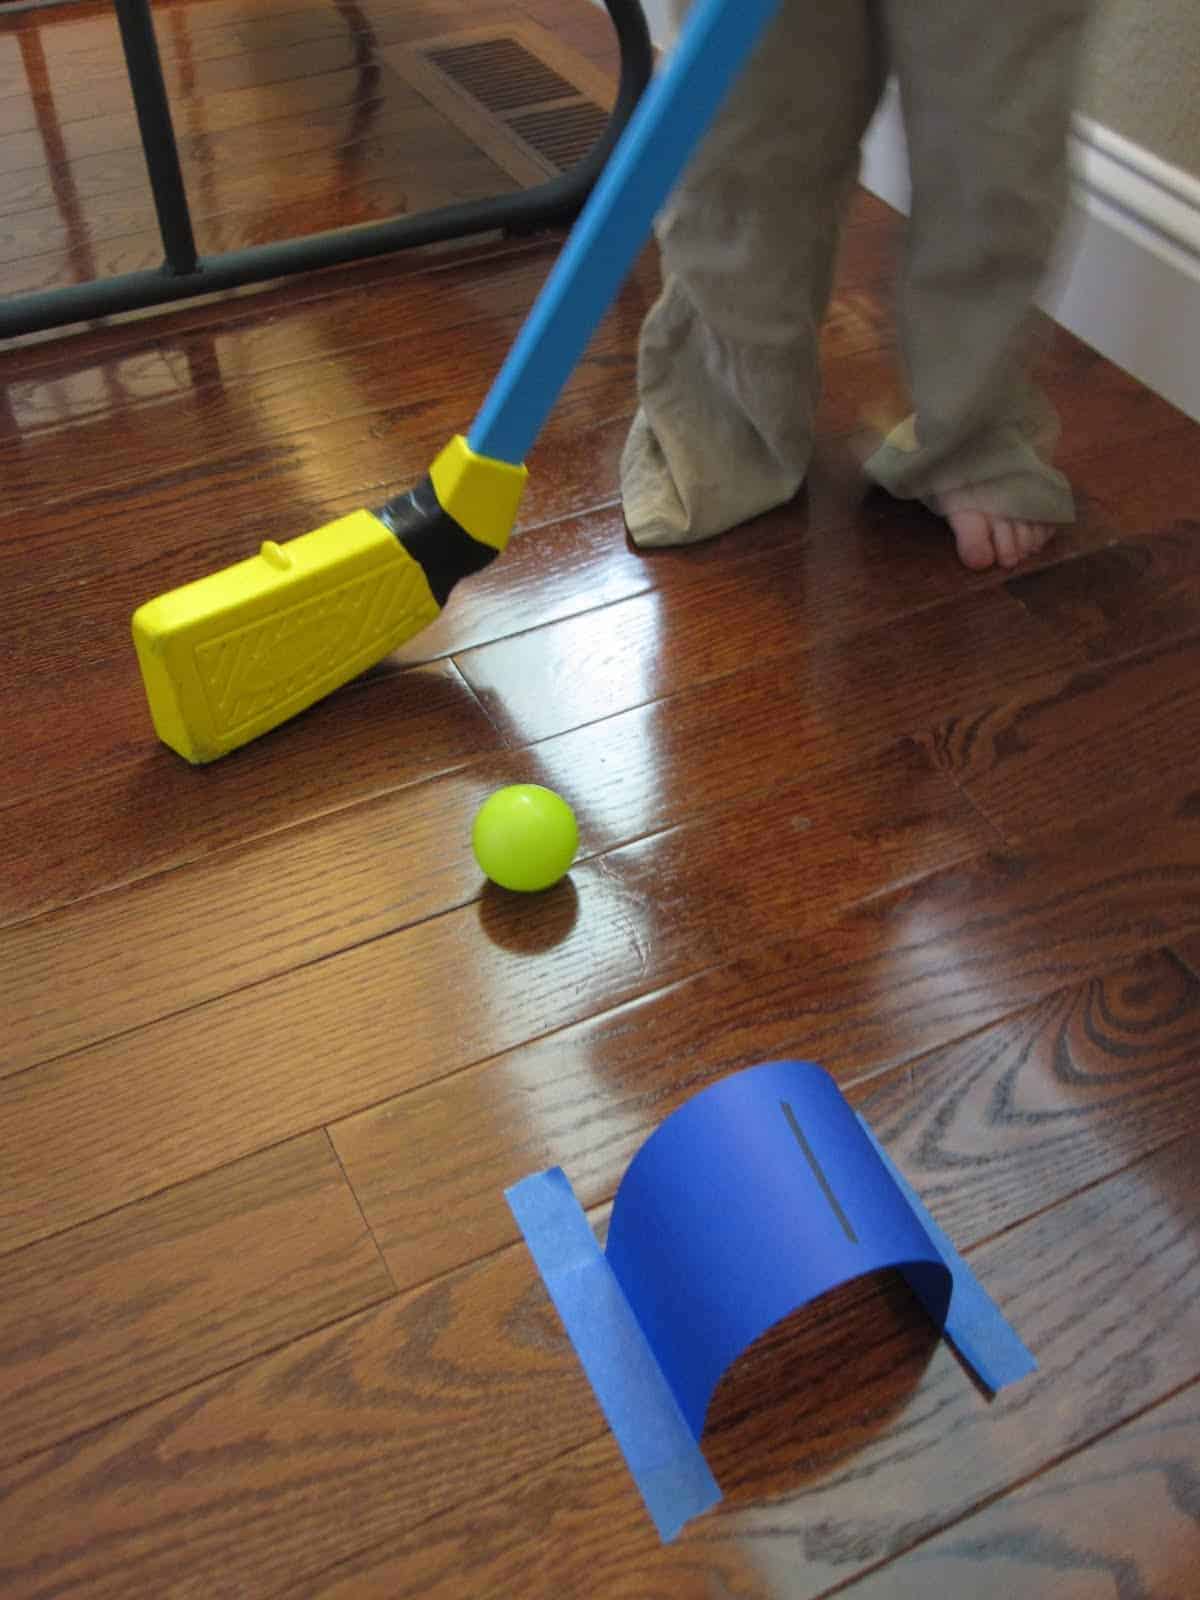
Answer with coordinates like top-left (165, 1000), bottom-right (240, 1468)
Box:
top-left (0, 0), bottom-right (653, 337)
top-left (112, 0), bottom-right (199, 276)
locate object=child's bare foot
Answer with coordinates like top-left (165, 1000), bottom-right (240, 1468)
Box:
top-left (935, 487), bottom-right (1056, 572)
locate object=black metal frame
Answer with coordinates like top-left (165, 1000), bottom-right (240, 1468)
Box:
top-left (0, 0), bottom-right (653, 337)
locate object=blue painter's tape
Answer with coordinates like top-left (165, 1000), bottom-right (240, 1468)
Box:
top-left (507, 1061), bottom-right (1036, 1542)
top-left (505, 1168), bottom-right (720, 1541)
top-left (856, 1116), bottom-right (1037, 1392)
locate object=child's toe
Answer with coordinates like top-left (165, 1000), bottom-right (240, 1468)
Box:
top-left (1017, 521), bottom-right (1052, 558)
top-left (991, 519), bottom-right (1022, 568)
top-left (947, 509), bottom-right (997, 571)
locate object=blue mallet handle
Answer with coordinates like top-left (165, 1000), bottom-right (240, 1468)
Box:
top-left (468, 0), bottom-right (783, 466)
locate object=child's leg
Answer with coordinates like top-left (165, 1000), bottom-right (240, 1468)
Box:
top-left (622, 0), bottom-right (885, 547)
top-left (866, 0), bottom-right (1098, 569)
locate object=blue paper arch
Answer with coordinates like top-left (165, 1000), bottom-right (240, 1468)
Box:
top-left (506, 1059), bottom-right (1034, 1541)
top-left (605, 1062), bottom-right (952, 1434)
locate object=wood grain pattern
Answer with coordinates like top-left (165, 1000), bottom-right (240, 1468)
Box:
top-left (836, 1381), bottom-right (1200, 1598)
top-left (0, 1132), bottom-right (393, 1468)
top-left (10, 715), bottom-right (1199, 1262)
top-left (3, 723), bottom-right (985, 1073)
top-left (851, 948), bottom-right (1200, 1246)
top-left (456, 580), bottom-right (1083, 747)
top-left (0, 465), bottom-right (1111, 923)
top-left (0, 739), bottom-right (989, 1242)
top-left (0, 14), bottom-right (509, 139)
top-left (0, 185), bottom-right (889, 379)
top-left (1176, 933), bottom-right (1200, 980)
top-left (4, 0), bottom-right (1200, 1590)
top-left (0, 243), bottom-right (654, 500)
top-left (0, 1242), bottom-right (601, 1600)
top-left (1008, 520), bottom-right (1200, 660)
top-left (923, 631), bottom-right (1200, 841)
top-left (186, 1140), bottom-right (1200, 1600)
top-left (1075, 423), bottom-right (1200, 536)
top-left (0, 857), bottom-right (652, 1253)
top-left (0, 98), bottom-right (514, 267)
top-left (332, 928), bottom-right (1200, 1294)
top-left (0, 467), bottom-right (901, 918)
top-left (0, 296), bottom-right (653, 619)
top-left (0, 658), bottom-right (500, 926)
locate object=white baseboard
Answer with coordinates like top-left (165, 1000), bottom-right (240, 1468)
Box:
top-left (861, 86), bottom-right (1200, 423)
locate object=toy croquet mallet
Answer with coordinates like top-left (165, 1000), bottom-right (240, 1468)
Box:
top-left (131, 0), bottom-right (784, 763)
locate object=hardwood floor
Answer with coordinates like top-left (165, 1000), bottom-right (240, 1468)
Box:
top-left (2, 0), bottom-right (1199, 1594)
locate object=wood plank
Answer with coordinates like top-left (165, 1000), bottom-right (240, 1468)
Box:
top-left (0, 226), bottom-right (532, 371)
top-left (0, 656), bottom-right (502, 924)
top-left (849, 948), bottom-right (1200, 1245)
top-left (0, 231), bottom-right (937, 528)
top-left (0, 485), bottom-right (916, 916)
top-left (1007, 520), bottom-right (1200, 661)
top-left (0, 857), bottom-right (653, 1253)
top-left (394, 434), bottom-right (1119, 668)
top-left (0, 21), bottom-right (512, 138)
top-left (394, 436), bottom-right (1109, 663)
top-left (0, 49), bottom-right (493, 185)
top-left (0, 240), bottom-right (643, 486)
top-left (5, 1138), bottom-right (1192, 1600)
top-left (0, 1132), bottom-right (393, 1470)
top-left (295, 1143), bottom-right (1200, 1600)
top-left (0, 1240), bottom-right (601, 1600)
top-left (0, 102), bottom-right (516, 267)
top-left (0, 240), bottom-right (567, 441)
top-left (0, 345), bottom-right (184, 433)
top-left (922, 631), bottom-right (1200, 841)
top-left (17, 709), bottom-right (1187, 1262)
top-left (1076, 423), bottom-right (1200, 537)
top-left (0, 545), bottom-right (1127, 924)
top-left (0, 279), bottom-right (653, 598)
top-left (835, 1382), bottom-right (1200, 1598)
top-left (0, 94), bottom-right (453, 216)
top-left (0, 202), bottom-right (880, 413)
top-left (0, 152), bottom-right (521, 298)
top-left (0, 218), bottom-right (1082, 550)
top-left (0, 0), bottom-right (518, 105)
top-left (0, 739), bottom-right (988, 1237)
top-left (4, 389), bottom-right (1112, 826)
top-left (1175, 933), bottom-right (1200, 980)
top-left (3, 737), bottom-right (986, 1073)
top-left (332, 940), bottom-right (1200, 1292)
top-left (454, 578), bottom-right (1084, 747)
top-left (0, 547), bottom-right (1056, 918)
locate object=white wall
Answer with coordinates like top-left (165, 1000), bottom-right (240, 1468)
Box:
top-left (1082, 0), bottom-right (1200, 179)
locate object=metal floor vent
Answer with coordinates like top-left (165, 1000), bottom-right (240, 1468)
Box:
top-left (418, 31), bottom-right (610, 176)
top-left (510, 102), bottom-right (612, 172)
top-left (426, 38), bottom-right (579, 115)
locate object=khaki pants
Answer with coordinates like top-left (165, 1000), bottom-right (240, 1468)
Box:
top-left (622, 0), bottom-right (1096, 546)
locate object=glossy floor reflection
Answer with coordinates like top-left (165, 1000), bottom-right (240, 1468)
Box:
top-left (0, 0), bottom-right (617, 301)
top-left (2, 0), bottom-right (1200, 1594)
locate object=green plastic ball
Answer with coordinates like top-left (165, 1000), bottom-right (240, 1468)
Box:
top-left (472, 784), bottom-right (579, 893)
